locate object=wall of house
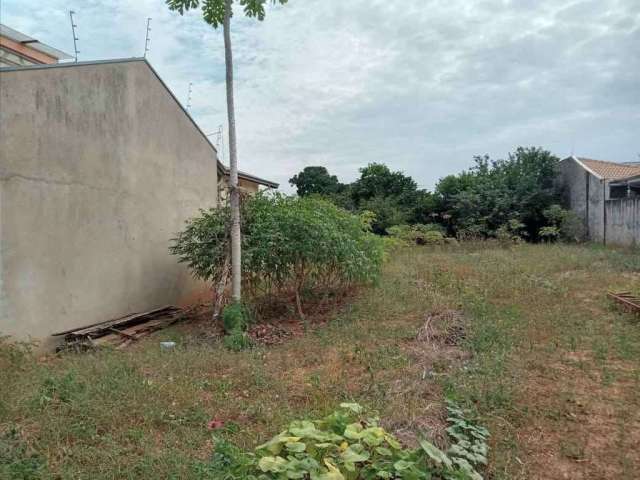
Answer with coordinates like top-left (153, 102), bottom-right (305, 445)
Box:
top-left (587, 174), bottom-right (606, 243)
top-left (605, 198), bottom-right (640, 247)
top-left (557, 158), bottom-right (605, 242)
top-left (0, 60), bottom-right (218, 347)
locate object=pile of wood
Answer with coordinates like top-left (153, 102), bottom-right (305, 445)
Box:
top-left (52, 306), bottom-right (185, 350)
top-left (607, 291), bottom-right (640, 315)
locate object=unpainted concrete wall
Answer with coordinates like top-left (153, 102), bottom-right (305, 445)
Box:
top-left (0, 60), bottom-right (218, 347)
top-left (605, 198), bottom-right (640, 247)
top-left (557, 157), bottom-right (606, 242)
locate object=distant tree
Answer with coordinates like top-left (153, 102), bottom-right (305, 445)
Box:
top-left (166, 0), bottom-right (288, 305)
top-left (289, 166), bottom-right (342, 197)
top-left (351, 163), bottom-right (418, 204)
top-left (434, 147), bottom-right (561, 239)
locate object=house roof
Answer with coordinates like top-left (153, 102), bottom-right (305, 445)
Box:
top-left (0, 57), bottom-right (279, 190)
top-left (218, 165), bottom-right (279, 189)
top-left (0, 24), bottom-right (73, 60)
top-left (573, 157), bottom-right (640, 180)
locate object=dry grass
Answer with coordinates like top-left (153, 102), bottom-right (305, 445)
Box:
top-left (1, 243), bottom-right (639, 479)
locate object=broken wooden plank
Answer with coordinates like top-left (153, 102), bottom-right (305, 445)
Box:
top-left (607, 291), bottom-right (640, 313)
top-left (52, 306), bottom-right (182, 338)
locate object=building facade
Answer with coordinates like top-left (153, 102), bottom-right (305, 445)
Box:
top-left (0, 59), bottom-right (219, 346)
top-left (558, 156), bottom-right (640, 247)
top-left (0, 24), bottom-right (72, 67)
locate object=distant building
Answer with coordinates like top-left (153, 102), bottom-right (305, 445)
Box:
top-left (217, 165), bottom-right (279, 203)
top-left (558, 156), bottom-right (640, 246)
top-left (0, 24), bottom-right (73, 67)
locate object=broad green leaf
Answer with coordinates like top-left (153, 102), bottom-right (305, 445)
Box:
top-left (419, 440), bottom-right (453, 468)
top-left (258, 455), bottom-right (288, 473)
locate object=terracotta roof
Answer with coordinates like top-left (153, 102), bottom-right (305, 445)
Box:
top-left (576, 157), bottom-right (640, 180)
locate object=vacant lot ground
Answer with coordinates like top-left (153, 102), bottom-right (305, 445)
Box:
top-left (2, 243), bottom-right (639, 479)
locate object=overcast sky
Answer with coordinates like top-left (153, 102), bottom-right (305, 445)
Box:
top-left (3, 0), bottom-right (639, 191)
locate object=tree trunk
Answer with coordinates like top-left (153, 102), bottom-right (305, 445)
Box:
top-left (212, 252), bottom-right (230, 320)
top-left (224, 0), bottom-right (242, 302)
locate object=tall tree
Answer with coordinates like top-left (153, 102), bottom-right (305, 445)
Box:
top-left (289, 166), bottom-right (342, 197)
top-left (167, 0), bottom-right (287, 302)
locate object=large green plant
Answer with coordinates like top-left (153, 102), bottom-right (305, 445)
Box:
top-left (434, 147), bottom-right (561, 240)
top-left (206, 402), bottom-right (489, 479)
top-left (170, 194), bottom-right (384, 317)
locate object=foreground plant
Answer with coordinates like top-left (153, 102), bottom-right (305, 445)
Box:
top-left (171, 194), bottom-right (384, 319)
top-left (208, 402), bottom-right (488, 479)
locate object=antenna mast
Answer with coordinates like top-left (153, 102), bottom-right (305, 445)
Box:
top-left (69, 10), bottom-right (79, 62)
top-left (144, 18), bottom-right (152, 57)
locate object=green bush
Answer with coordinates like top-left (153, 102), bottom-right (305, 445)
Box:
top-left (543, 204), bottom-right (584, 242)
top-left (204, 402), bottom-right (488, 479)
top-left (223, 331), bottom-right (252, 352)
top-left (387, 224), bottom-right (448, 245)
top-left (222, 302), bottom-right (251, 334)
top-left (171, 193), bottom-right (384, 316)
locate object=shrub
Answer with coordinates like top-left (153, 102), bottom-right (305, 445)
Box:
top-left (387, 224), bottom-right (448, 245)
top-left (223, 331), bottom-right (252, 352)
top-left (543, 204), bottom-right (584, 242)
top-left (538, 226), bottom-right (560, 242)
top-left (205, 402), bottom-right (489, 480)
top-left (221, 303), bottom-right (252, 351)
top-left (171, 194), bottom-right (384, 317)
top-left (221, 302), bottom-right (251, 334)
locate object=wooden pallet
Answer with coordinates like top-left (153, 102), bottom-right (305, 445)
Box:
top-left (52, 305), bottom-right (185, 350)
top-left (607, 291), bottom-right (640, 314)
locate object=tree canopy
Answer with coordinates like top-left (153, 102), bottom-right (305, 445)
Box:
top-left (289, 166), bottom-right (342, 197)
top-left (288, 146), bottom-right (567, 241)
top-left (167, 0), bottom-right (288, 28)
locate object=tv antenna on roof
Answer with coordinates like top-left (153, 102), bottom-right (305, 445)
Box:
top-left (144, 18), bottom-right (152, 57)
top-left (187, 82), bottom-right (193, 111)
top-left (69, 10), bottom-right (79, 62)
top-left (206, 125), bottom-right (225, 163)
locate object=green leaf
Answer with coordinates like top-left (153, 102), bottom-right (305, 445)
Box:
top-left (341, 444), bottom-right (370, 464)
top-left (419, 440), bottom-right (453, 468)
top-left (257, 455), bottom-right (288, 473)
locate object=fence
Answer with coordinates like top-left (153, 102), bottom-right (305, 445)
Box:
top-left (605, 197), bottom-right (640, 247)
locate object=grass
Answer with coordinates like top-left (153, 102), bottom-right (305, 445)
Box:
top-left (1, 243), bottom-right (639, 479)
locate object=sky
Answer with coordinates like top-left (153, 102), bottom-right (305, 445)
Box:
top-left (2, 0), bottom-right (639, 191)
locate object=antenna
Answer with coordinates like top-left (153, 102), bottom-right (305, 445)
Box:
top-left (144, 17), bottom-right (152, 57)
top-left (186, 82), bottom-right (193, 111)
top-left (205, 125), bottom-right (225, 163)
top-left (69, 10), bottom-right (79, 62)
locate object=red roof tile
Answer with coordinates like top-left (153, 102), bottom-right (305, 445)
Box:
top-left (577, 157), bottom-right (640, 180)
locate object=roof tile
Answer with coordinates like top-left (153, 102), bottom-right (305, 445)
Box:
top-left (577, 157), bottom-right (640, 180)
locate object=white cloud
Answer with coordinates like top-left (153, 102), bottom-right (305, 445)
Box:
top-left (3, 0), bottom-right (639, 190)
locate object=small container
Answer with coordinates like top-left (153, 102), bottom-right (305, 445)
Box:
top-left (160, 341), bottom-right (176, 351)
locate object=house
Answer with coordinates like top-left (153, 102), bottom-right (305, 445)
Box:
top-left (557, 156), bottom-right (640, 246)
top-left (0, 55), bottom-right (277, 347)
top-left (217, 165), bottom-right (279, 203)
top-left (0, 24), bottom-right (73, 67)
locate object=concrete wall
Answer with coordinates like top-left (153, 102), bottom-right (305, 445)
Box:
top-left (557, 157), bottom-right (606, 242)
top-left (605, 198), bottom-right (640, 247)
top-left (0, 60), bottom-right (218, 347)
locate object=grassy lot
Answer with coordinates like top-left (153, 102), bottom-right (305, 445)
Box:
top-left (2, 243), bottom-right (639, 479)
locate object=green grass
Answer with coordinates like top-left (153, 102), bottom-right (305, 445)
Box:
top-left (1, 243), bottom-right (639, 479)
